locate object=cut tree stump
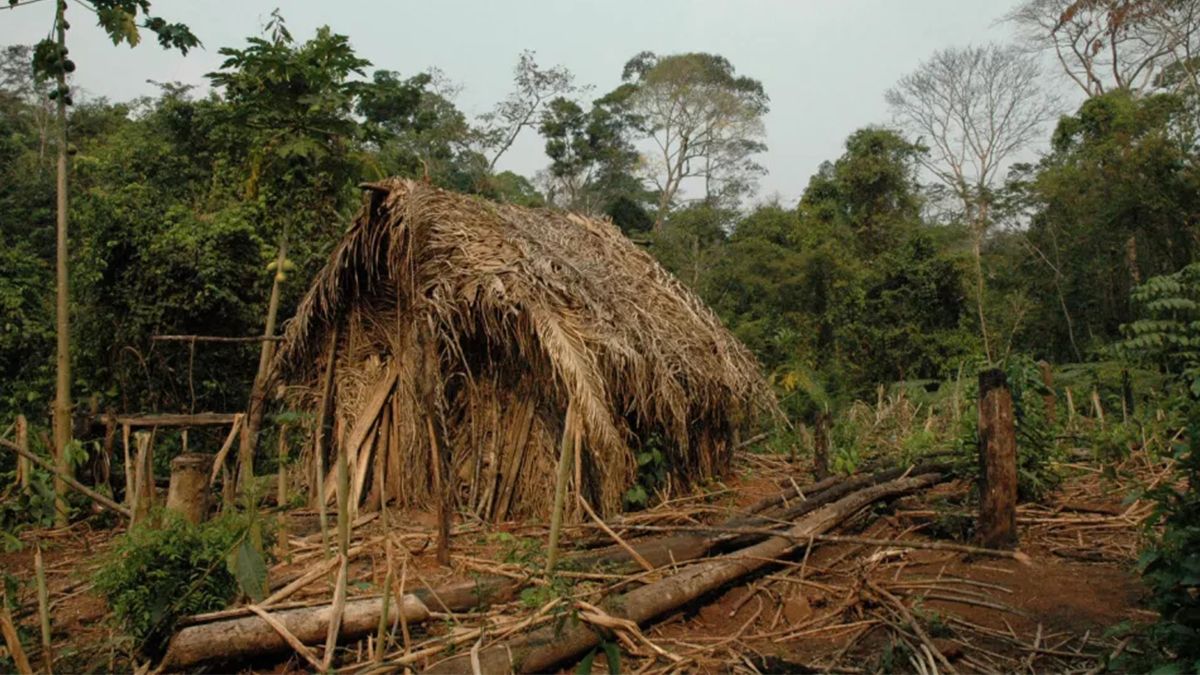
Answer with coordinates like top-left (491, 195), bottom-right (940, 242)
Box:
top-left (977, 368), bottom-right (1017, 549)
top-left (813, 410), bottom-right (831, 480)
top-left (166, 453), bottom-right (212, 524)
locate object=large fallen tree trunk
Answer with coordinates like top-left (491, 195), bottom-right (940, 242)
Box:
top-left (159, 463), bottom-right (942, 669)
top-left (160, 595), bottom-right (431, 671)
top-left (428, 471), bottom-right (945, 674)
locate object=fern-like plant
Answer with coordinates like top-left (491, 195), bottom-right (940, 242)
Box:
top-left (1116, 262), bottom-right (1200, 395)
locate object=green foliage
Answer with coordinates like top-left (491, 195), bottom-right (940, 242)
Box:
top-left (623, 433), bottom-right (668, 509)
top-left (1136, 406), bottom-right (1200, 670)
top-left (94, 512), bottom-right (274, 654)
top-left (1017, 90), bottom-right (1200, 360)
top-left (577, 639), bottom-right (621, 675)
top-left (1116, 262), bottom-right (1200, 394)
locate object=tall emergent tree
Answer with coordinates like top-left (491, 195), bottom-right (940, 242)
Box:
top-left (619, 52), bottom-right (769, 228)
top-left (13, 0), bottom-right (197, 525)
top-left (886, 44), bottom-right (1057, 362)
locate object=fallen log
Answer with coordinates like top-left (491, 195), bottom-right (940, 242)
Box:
top-left (159, 463), bottom-right (938, 669)
top-left (427, 472), bottom-right (945, 674)
top-left (160, 594), bottom-right (430, 671)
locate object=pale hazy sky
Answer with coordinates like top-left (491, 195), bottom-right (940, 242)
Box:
top-left (1, 1), bottom-right (1053, 204)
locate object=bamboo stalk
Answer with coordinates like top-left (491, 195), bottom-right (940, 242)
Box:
top-left (34, 545), bottom-right (51, 674)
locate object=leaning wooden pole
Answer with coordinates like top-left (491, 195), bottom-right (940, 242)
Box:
top-left (312, 326), bottom-right (340, 559)
top-left (0, 438), bottom-right (131, 518)
top-left (545, 403), bottom-right (575, 573)
top-left (238, 232), bottom-right (289, 493)
top-left (977, 368), bottom-right (1018, 549)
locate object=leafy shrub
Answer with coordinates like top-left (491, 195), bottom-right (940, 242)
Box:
top-left (94, 511), bottom-right (273, 654)
top-left (1136, 407), bottom-right (1200, 671)
top-left (624, 433), bottom-right (668, 509)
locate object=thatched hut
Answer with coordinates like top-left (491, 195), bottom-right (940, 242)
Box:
top-left (271, 179), bottom-right (775, 521)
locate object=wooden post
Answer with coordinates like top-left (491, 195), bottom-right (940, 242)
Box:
top-left (1121, 368), bottom-right (1134, 421)
top-left (34, 544), bottom-right (52, 673)
top-left (977, 369), bottom-right (1018, 549)
top-left (1091, 389), bottom-right (1105, 430)
top-left (813, 411), bottom-right (831, 480)
top-left (426, 416), bottom-right (449, 566)
top-left (421, 333), bottom-right (451, 566)
top-left (1065, 387), bottom-right (1076, 426)
top-left (312, 327), bottom-right (339, 560)
top-left (131, 431), bottom-right (155, 524)
top-left (276, 424), bottom-right (289, 508)
top-left (546, 403), bottom-right (575, 573)
top-left (166, 453), bottom-right (212, 524)
top-left (15, 415), bottom-right (29, 490)
top-left (1037, 360), bottom-right (1056, 426)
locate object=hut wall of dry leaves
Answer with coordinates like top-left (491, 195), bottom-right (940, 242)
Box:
top-left (271, 179), bottom-right (776, 521)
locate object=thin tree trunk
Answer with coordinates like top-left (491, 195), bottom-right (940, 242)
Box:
top-left (972, 220), bottom-right (993, 364)
top-left (52, 1), bottom-right (72, 529)
top-left (239, 233), bottom-right (289, 492)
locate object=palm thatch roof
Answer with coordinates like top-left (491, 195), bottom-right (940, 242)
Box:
top-left (272, 179), bottom-right (776, 519)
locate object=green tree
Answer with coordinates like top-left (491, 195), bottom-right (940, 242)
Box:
top-left (1021, 90), bottom-right (1200, 359)
top-left (538, 89), bottom-right (643, 216)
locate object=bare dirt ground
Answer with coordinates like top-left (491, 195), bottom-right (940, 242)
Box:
top-left (0, 451), bottom-right (1163, 673)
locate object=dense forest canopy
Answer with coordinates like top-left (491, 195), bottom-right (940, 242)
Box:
top-left (3, 6), bottom-right (1200, 424)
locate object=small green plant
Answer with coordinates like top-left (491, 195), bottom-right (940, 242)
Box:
top-left (94, 511), bottom-right (274, 655)
top-left (624, 433), bottom-right (668, 509)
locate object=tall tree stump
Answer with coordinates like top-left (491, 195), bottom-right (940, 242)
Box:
top-left (1037, 360), bottom-right (1056, 425)
top-left (166, 453), bottom-right (213, 524)
top-left (977, 369), bottom-right (1017, 549)
top-left (14, 415), bottom-right (30, 490)
top-left (813, 411), bottom-right (831, 480)
top-left (131, 431), bottom-right (155, 524)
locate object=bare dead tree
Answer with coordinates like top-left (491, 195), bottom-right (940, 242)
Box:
top-left (1008, 0), bottom-right (1200, 96)
top-left (886, 44), bottom-right (1059, 362)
